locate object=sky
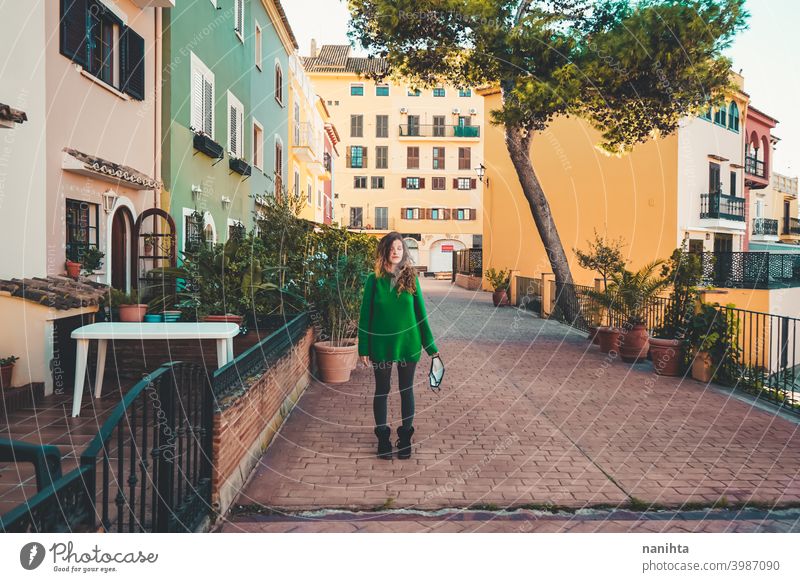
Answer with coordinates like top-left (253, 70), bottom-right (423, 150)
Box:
top-left (282, 0), bottom-right (799, 175)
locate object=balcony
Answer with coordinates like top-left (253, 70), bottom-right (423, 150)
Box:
top-left (701, 251), bottom-right (800, 289)
top-left (752, 218), bottom-right (778, 240)
top-left (700, 192), bottom-right (746, 222)
top-left (398, 124), bottom-right (481, 139)
top-left (745, 155), bottom-right (765, 178)
top-left (781, 217), bottom-right (800, 240)
top-left (292, 122), bottom-right (321, 163)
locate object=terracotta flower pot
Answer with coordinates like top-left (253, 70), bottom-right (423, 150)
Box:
top-left (492, 289), bottom-right (510, 307)
top-left (314, 341), bottom-right (358, 383)
top-left (0, 364), bottom-right (14, 389)
top-left (203, 314), bottom-right (244, 327)
top-left (118, 304), bottom-right (148, 322)
top-left (65, 260), bottom-right (81, 279)
top-left (620, 323), bottom-right (649, 363)
top-left (649, 338), bottom-right (685, 376)
top-left (691, 351), bottom-right (714, 383)
top-left (587, 325), bottom-right (600, 344)
top-left (597, 327), bottom-right (622, 354)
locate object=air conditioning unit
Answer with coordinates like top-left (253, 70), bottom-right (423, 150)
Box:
top-left (469, 108), bottom-right (478, 115)
top-left (400, 107), bottom-right (409, 114)
top-left (452, 107), bottom-right (461, 115)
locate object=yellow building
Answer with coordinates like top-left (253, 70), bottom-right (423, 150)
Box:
top-left (749, 172), bottom-right (800, 248)
top-left (304, 44), bottom-right (484, 274)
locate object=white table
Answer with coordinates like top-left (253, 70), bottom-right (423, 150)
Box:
top-left (70, 322), bottom-right (240, 417)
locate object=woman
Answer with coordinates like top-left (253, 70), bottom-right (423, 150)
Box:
top-left (358, 232), bottom-right (439, 460)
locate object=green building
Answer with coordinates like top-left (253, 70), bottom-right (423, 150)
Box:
top-left (161, 0), bottom-right (297, 254)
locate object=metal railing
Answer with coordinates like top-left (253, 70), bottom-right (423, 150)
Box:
top-left (782, 217), bottom-right (800, 236)
top-left (515, 276), bottom-right (542, 313)
top-left (700, 192), bottom-right (746, 221)
top-left (745, 155), bottom-right (766, 178)
top-left (451, 248), bottom-right (482, 280)
top-left (398, 124), bottom-right (481, 138)
top-left (752, 217), bottom-right (778, 236)
top-left (701, 251), bottom-right (800, 289)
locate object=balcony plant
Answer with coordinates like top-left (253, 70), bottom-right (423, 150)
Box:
top-left (80, 247), bottom-right (105, 277)
top-left (587, 260), bottom-right (669, 362)
top-left (485, 267), bottom-right (511, 306)
top-left (688, 303), bottom-right (740, 383)
top-left (0, 355), bottom-right (19, 389)
top-left (229, 155), bottom-right (252, 176)
top-left (190, 126), bottom-right (224, 160)
top-left (112, 288), bottom-right (147, 322)
top-left (650, 246), bottom-right (703, 376)
top-left (65, 243), bottom-right (84, 279)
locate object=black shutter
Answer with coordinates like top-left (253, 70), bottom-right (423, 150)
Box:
top-left (60, 0), bottom-right (89, 68)
top-left (120, 26), bottom-right (145, 100)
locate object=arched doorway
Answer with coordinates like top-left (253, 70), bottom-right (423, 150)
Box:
top-left (110, 206), bottom-right (134, 291)
top-left (133, 208), bottom-right (177, 290)
top-left (429, 239), bottom-right (466, 273)
top-left (404, 237), bottom-right (419, 266)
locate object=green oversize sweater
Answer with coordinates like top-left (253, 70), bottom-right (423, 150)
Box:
top-left (357, 272), bottom-right (439, 362)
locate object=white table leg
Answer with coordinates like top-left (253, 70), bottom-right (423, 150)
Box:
top-left (71, 339), bottom-right (90, 417)
top-left (226, 338), bottom-right (234, 363)
top-left (94, 339), bottom-right (108, 399)
top-left (216, 339), bottom-right (228, 368)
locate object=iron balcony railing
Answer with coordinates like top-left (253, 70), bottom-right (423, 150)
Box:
top-left (782, 217), bottom-right (800, 236)
top-left (752, 217), bottom-right (778, 236)
top-left (745, 155), bottom-right (766, 178)
top-left (700, 192), bottom-right (746, 221)
top-left (701, 251), bottom-right (800, 289)
top-left (398, 124), bottom-right (481, 138)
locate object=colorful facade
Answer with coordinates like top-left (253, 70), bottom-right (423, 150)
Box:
top-left (305, 44), bottom-right (484, 273)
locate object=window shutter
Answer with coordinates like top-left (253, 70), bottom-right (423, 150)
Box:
top-left (444, 209), bottom-right (451, 220)
top-left (401, 178), bottom-right (407, 189)
top-left (470, 208), bottom-right (476, 220)
top-left (470, 178), bottom-right (477, 189)
top-left (191, 71), bottom-right (202, 132)
top-left (401, 207), bottom-right (406, 217)
top-left (420, 178), bottom-right (425, 189)
top-left (229, 104), bottom-right (238, 155)
top-left (453, 178), bottom-right (458, 189)
top-left (60, 0), bottom-right (89, 68)
top-left (203, 78), bottom-right (213, 136)
top-left (363, 147), bottom-right (368, 168)
top-left (120, 27), bottom-right (145, 100)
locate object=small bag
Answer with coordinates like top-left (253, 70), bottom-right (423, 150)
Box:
top-left (429, 354), bottom-right (445, 392)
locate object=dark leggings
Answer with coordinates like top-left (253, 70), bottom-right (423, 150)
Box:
top-left (371, 360), bottom-right (416, 430)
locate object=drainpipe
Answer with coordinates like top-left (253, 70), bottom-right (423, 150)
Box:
top-left (154, 6), bottom-right (162, 211)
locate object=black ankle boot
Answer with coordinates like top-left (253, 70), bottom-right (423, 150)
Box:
top-left (395, 425), bottom-right (415, 459)
top-left (374, 426), bottom-right (392, 459)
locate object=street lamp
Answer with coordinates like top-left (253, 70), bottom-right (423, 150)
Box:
top-left (101, 189), bottom-right (119, 214)
top-left (475, 163), bottom-right (489, 187)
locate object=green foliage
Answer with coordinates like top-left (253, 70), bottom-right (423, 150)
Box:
top-left (485, 267), bottom-right (511, 292)
top-left (80, 247), bottom-right (105, 275)
top-left (654, 244), bottom-right (704, 339)
top-left (347, 0), bottom-right (747, 152)
top-left (573, 230), bottom-right (626, 291)
top-left (108, 288), bottom-right (140, 307)
top-left (586, 259), bottom-right (668, 326)
top-left (0, 355), bottom-right (19, 366)
top-left (689, 303), bottom-right (741, 382)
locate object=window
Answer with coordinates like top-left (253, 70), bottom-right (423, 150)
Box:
top-left (371, 176), bottom-right (385, 189)
top-left (376, 84), bottom-right (389, 96)
top-left (275, 62), bottom-right (284, 105)
top-left (227, 92), bottom-right (244, 159)
top-left (433, 87), bottom-right (446, 97)
top-left (459, 88), bottom-right (472, 97)
top-left (350, 114), bottom-right (363, 138)
top-left (456, 177), bottom-right (476, 190)
top-left (293, 103), bottom-right (300, 144)
top-left (713, 107), bottom-right (726, 126)
top-left (433, 147), bottom-right (445, 170)
top-left (294, 170), bottom-right (300, 199)
top-left (699, 106), bottom-right (712, 120)
top-left (350, 207), bottom-right (363, 228)
top-left (407, 147), bottom-right (419, 169)
top-left (457, 209), bottom-right (465, 220)
top-left (376, 115), bottom-right (389, 138)
top-left (66, 199), bottom-right (99, 262)
top-left (348, 145), bottom-right (366, 168)
top-left (403, 177), bottom-right (422, 190)
top-left (407, 115), bottom-right (420, 136)
top-left (433, 116), bottom-right (446, 137)
top-left (234, 0), bottom-right (244, 38)
top-left (274, 138), bottom-right (283, 192)
top-left (432, 177), bottom-right (446, 190)
top-left (404, 207), bottom-right (420, 220)
top-left (375, 146), bottom-right (388, 169)
top-left (728, 102), bottom-right (740, 132)
top-left (730, 171), bottom-right (737, 197)
top-left (407, 88), bottom-right (421, 97)
top-left (254, 22), bottom-right (262, 70)
top-left (375, 207), bottom-right (388, 229)
top-left (709, 162), bottom-right (721, 193)
top-left (184, 212), bottom-right (204, 252)
top-left (354, 176), bottom-right (368, 189)
top-left (351, 83), bottom-right (364, 96)
top-left (431, 209), bottom-right (439, 220)
top-left (59, 0), bottom-right (146, 100)
top-left (191, 54), bottom-right (215, 137)
top-left (228, 220), bottom-right (245, 241)
top-left (253, 120), bottom-right (264, 169)
top-left (307, 180), bottom-right (313, 204)
top-left (458, 147), bottom-right (471, 170)
top-left (455, 208), bottom-right (475, 220)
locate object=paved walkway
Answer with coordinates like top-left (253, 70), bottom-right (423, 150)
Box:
top-left (218, 279), bottom-right (800, 533)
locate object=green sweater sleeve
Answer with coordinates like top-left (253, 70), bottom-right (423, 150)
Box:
top-left (357, 273), bottom-right (375, 357)
top-left (413, 276), bottom-right (438, 356)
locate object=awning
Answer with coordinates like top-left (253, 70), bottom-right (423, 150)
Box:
top-left (62, 147), bottom-right (161, 190)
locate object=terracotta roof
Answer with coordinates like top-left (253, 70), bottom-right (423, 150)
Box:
top-left (0, 103), bottom-right (27, 124)
top-left (0, 276), bottom-right (108, 311)
top-left (273, 0), bottom-right (299, 50)
top-left (63, 147), bottom-right (161, 190)
top-left (303, 44), bottom-right (388, 75)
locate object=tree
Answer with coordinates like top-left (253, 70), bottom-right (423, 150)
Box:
top-left (347, 0), bottom-right (747, 323)
top-left (573, 229), bottom-right (626, 291)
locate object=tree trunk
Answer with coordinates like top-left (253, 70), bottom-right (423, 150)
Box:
top-left (504, 125), bottom-right (585, 327)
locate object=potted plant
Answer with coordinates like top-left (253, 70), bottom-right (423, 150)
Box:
top-left (650, 246), bottom-right (703, 376)
top-left (80, 246), bottom-right (105, 277)
top-left (143, 234), bottom-right (157, 256)
top-left (0, 355), bottom-right (19, 389)
top-left (485, 267), bottom-right (511, 306)
top-left (588, 260), bottom-right (669, 362)
top-left (116, 288), bottom-right (147, 322)
top-left (584, 301), bottom-right (603, 344)
top-left (688, 303), bottom-right (739, 383)
top-left (65, 246), bottom-right (82, 279)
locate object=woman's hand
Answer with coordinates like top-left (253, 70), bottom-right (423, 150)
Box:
top-left (359, 355), bottom-right (371, 367)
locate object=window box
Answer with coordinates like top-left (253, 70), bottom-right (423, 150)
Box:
top-left (193, 131), bottom-right (224, 160)
top-left (229, 156), bottom-right (252, 176)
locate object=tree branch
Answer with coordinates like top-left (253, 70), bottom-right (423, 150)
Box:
top-left (514, 0), bottom-right (533, 26)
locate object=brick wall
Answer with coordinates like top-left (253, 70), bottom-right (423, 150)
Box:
top-left (211, 326), bottom-right (315, 516)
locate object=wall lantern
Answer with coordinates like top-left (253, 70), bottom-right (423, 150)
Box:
top-left (101, 190), bottom-right (119, 214)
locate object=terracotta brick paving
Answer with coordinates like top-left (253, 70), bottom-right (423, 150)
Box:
top-left (224, 279), bottom-right (800, 525)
